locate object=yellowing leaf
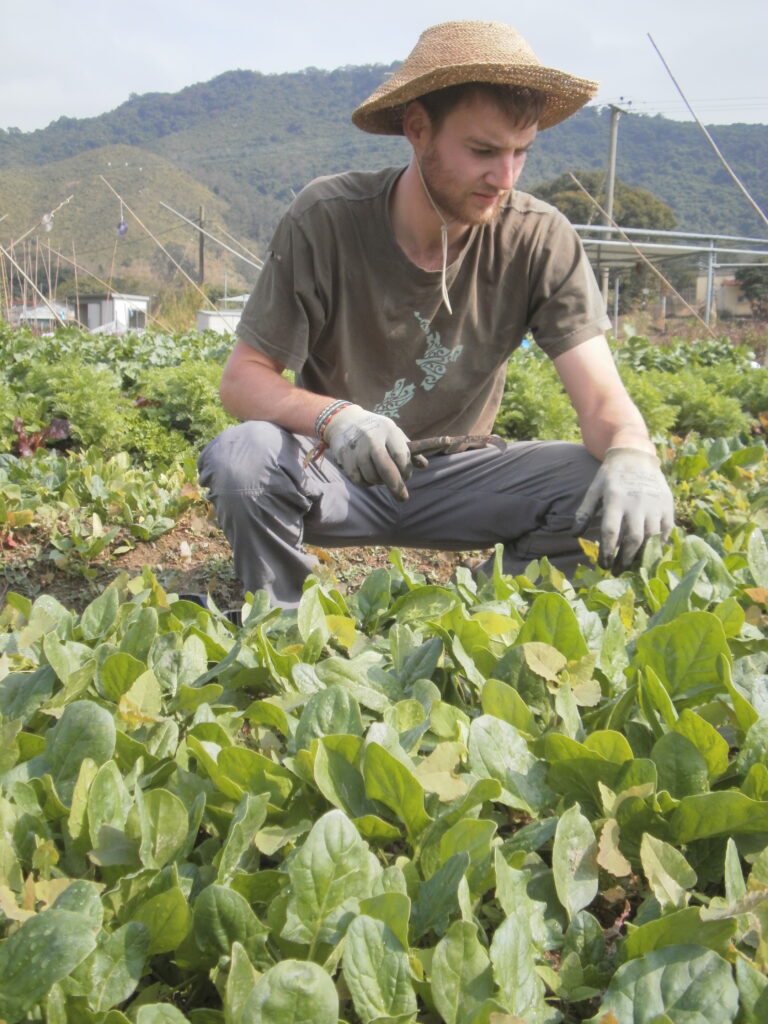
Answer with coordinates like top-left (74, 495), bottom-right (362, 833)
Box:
top-left (572, 678), bottom-right (603, 707)
top-left (522, 642), bottom-right (566, 681)
top-left (9, 509), bottom-right (34, 528)
top-left (598, 819), bottom-right (632, 877)
top-left (413, 741), bottom-right (465, 779)
top-left (578, 537), bottom-right (599, 563)
top-left (325, 614), bottom-right (357, 649)
top-left (0, 885), bottom-right (34, 921)
top-left (35, 877), bottom-right (94, 910)
top-left (118, 671), bottom-right (162, 727)
top-left (471, 611), bottom-right (519, 636)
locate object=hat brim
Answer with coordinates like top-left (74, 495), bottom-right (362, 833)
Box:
top-left (352, 63), bottom-right (598, 134)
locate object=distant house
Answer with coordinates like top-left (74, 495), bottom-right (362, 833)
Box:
top-left (15, 302), bottom-right (76, 334)
top-left (196, 294), bottom-right (249, 335)
top-left (196, 308), bottom-right (241, 334)
top-left (71, 292), bottom-right (150, 335)
top-left (697, 273), bottom-right (753, 318)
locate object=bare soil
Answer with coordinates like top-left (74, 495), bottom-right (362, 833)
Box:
top-left (1, 505), bottom-right (478, 613)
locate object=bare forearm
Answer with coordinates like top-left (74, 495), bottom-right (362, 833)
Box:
top-left (221, 366), bottom-right (328, 434)
top-left (554, 336), bottom-right (655, 461)
top-left (219, 339), bottom-right (332, 436)
top-left (578, 396), bottom-right (655, 460)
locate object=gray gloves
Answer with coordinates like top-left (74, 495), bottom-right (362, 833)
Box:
top-left (322, 404), bottom-right (414, 501)
top-left (573, 446), bottom-right (675, 573)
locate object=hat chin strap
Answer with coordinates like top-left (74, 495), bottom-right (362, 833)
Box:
top-left (414, 157), bottom-right (453, 316)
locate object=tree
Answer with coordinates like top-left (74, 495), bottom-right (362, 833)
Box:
top-left (532, 171), bottom-right (678, 316)
top-left (532, 170), bottom-right (676, 231)
top-left (735, 264), bottom-right (768, 320)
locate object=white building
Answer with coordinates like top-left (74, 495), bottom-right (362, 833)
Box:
top-left (196, 308), bottom-right (241, 334)
top-left (14, 302), bottom-right (76, 333)
top-left (196, 293), bottom-right (249, 335)
top-left (72, 292), bottom-right (150, 335)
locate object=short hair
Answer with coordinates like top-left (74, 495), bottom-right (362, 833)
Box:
top-left (414, 82), bottom-right (548, 132)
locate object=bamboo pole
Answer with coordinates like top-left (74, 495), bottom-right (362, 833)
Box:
top-left (9, 195), bottom-right (75, 249)
top-left (159, 201), bottom-right (263, 270)
top-left (40, 240), bottom-right (174, 333)
top-left (100, 177), bottom-right (216, 309)
top-left (648, 35), bottom-right (768, 233)
top-left (72, 240), bottom-right (80, 327)
top-left (0, 241), bottom-right (67, 327)
top-left (0, 247), bottom-right (12, 323)
top-left (568, 173), bottom-right (717, 337)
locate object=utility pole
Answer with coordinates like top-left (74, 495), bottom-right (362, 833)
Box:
top-left (601, 104), bottom-right (624, 303)
top-left (198, 205), bottom-right (205, 285)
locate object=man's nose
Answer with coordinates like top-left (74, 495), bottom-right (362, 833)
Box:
top-left (487, 153), bottom-right (523, 191)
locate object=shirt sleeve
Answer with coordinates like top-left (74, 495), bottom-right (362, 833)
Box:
top-left (236, 211), bottom-right (327, 373)
top-left (526, 210), bottom-right (612, 359)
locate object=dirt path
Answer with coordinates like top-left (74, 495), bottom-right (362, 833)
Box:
top-left (1, 507), bottom-right (478, 612)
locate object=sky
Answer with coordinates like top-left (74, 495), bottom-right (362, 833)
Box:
top-left (3, 0), bottom-right (767, 133)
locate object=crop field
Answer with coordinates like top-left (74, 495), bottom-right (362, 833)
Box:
top-left (1, 323), bottom-right (768, 1023)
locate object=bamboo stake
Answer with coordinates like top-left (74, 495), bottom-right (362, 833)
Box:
top-left (648, 35), bottom-right (768, 234)
top-left (100, 177), bottom-right (216, 308)
top-left (568, 173), bottom-right (717, 337)
top-left (0, 212), bottom-right (7, 319)
top-left (10, 195), bottom-right (75, 249)
top-left (43, 238), bottom-right (52, 300)
top-left (72, 240), bottom-right (80, 327)
top-left (214, 222), bottom-right (263, 265)
top-left (158, 201), bottom-right (263, 269)
top-left (107, 235), bottom-right (118, 294)
top-left (40, 239), bottom-right (174, 333)
top-left (0, 241), bottom-right (67, 327)
top-left (1, 247), bottom-right (12, 323)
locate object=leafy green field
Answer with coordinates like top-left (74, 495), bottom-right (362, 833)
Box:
top-left (1, 325), bottom-right (768, 1022)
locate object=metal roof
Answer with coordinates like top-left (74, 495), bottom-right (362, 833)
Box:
top-left (575, 223), bottom-right (768, 273)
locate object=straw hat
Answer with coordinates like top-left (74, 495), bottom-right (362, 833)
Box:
top-left (352, 20), bottom-right (598, 134)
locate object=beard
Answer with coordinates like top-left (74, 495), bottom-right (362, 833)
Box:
top-left (419, 145), bottom-right (508, 227)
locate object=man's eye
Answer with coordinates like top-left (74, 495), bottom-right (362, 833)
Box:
top-left (471, 147), bottom-right (493, 156)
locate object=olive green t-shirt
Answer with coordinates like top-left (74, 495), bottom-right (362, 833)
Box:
top-left (237, 166), bottom-right (610, 439)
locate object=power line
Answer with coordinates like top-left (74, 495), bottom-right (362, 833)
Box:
top-left (599, 96), bottom-right (768, 122)
top-left (646, 33), bottom-right (768, 231)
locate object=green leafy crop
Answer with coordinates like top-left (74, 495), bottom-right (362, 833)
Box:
top-left (1, 323), bottom-right (767, 1022)
top-left (1, 509), bottom-right (768, 1022)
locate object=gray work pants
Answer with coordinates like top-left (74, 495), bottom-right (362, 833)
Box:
top-left (198, 421), bottom-right (601, 607)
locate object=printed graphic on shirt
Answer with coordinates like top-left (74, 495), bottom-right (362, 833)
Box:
top-left (373, 312), bottom-right (464, 418)
top-left (374, 378), bottom-right (417, 419)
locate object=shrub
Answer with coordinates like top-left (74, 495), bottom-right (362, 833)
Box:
top-left (134, 360), bottom-right (236, 449)
top-left (15, 357), bottom-right (139, 454)
top-left (660, 368), bottom-right (751, 437)
top-left (494, 348), bottom-right (578, 441)
top-left (619, 369), bottom-right (679, 438)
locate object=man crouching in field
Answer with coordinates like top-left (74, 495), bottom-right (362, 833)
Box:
top-left (199, 19), bottom-right (674, 607)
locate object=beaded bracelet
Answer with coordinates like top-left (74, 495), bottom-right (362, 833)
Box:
top-left (314, 399), bottom-right (353, 440)
top-left (304, 400), bottom-right (354, 467)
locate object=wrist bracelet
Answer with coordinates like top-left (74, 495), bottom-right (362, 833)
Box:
top-left (314, 399), bottom-right (353, 440)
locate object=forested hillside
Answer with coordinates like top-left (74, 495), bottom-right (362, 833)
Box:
top-left (1, 64), bottom-right (766, 293)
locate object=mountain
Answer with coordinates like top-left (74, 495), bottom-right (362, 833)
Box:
top-left (0, 144), bottom-right (238, 292)
top-left (1, 65), bottom-right (766, 295)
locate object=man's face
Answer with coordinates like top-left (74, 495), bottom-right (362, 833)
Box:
top-left (417, 92), bottom-right (538, 227)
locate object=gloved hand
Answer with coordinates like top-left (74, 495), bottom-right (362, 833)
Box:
top-left (573, 446), bottom-right (675, 574)
top-left (322, 404), bottom-right (414, 501)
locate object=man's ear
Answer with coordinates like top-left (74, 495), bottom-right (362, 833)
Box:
top-left (403, 101), bottom-right (432, 148)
